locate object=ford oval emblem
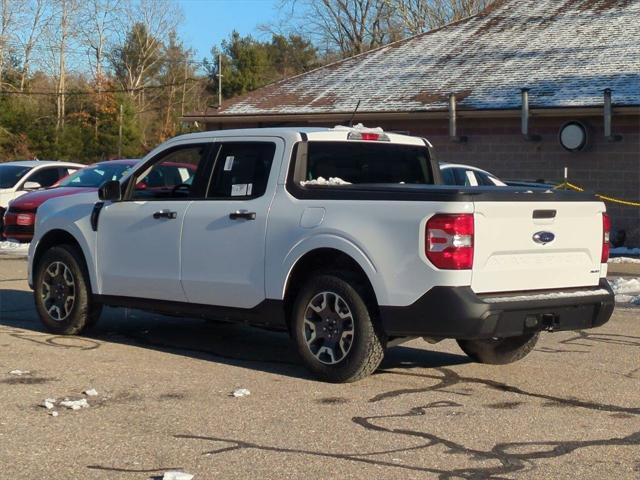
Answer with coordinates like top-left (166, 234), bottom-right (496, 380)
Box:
top-left (533, 231), bottom-right (555, 245)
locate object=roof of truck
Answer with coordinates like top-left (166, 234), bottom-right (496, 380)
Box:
top-left (168, 125), bottom-right (426, 146)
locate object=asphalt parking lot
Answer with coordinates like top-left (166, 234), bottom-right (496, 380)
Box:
top-left (0, 255), bottom-right (638, 479)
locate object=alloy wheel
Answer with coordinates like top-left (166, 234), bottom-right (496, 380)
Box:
top-left (303, 291), bottom-right (355, 365)
top-left (41, 261), bottom-right (76, 322)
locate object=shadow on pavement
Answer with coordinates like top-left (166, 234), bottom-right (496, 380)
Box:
top-left (0, 288), bottom-right (469, 380)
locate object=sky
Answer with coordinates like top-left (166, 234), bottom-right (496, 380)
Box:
top-left (177, 0), bottom-right (283, 64)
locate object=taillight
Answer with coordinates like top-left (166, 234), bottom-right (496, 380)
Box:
top-left (16, 213), bottom-right (35, 226)
top-left (601, 213), bottom-right (611, 263)
top-left (347, 131), bottom-right (390, 141)
top-left (426, 214), bottom-right (474, 270)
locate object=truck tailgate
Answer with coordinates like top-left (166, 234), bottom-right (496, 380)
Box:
top-left (472, 201), bottom-right (604, 294)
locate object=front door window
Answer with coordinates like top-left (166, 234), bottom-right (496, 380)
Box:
top-left (132, 145), bottom-right (208, 200)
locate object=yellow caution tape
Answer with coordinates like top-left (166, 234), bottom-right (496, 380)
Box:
top-left (554, 182), bottom-right (640, 207)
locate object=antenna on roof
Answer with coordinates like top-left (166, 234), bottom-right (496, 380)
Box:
top-left (348, 100), bottom-right (361, 127)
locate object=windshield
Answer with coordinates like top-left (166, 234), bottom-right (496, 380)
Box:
top-left (0, 164), bottom-right (32, 189)
top-left (58, 163), bottom-right (134, 188)
top-left (303, 142), bottom-right (433, 185)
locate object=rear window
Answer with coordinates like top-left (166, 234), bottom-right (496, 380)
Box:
top-left (0, 164), bottom-right (31, 188)
top-left (303, 142), bottom-right (433, 185)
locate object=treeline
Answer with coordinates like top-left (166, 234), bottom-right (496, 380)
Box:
top-left (0, 0), bottom-right (490, 163)
top-left (0, 0), bottom-right (207, 163)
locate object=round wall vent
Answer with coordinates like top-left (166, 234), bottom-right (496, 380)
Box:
top-left (559, 121), bottom-right (588, 152)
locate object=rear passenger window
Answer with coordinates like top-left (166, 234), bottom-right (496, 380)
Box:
top-left (25, 167), bottom-right (61, 188)
top-left (61, 167), bottom-right (79, 178)
top-left (440, 168), bottom-right (456, 185)
top-left (207, 142), bottom-right (275, 199)
top-left (476, 171), bottom-right (496, 186)
top-left (451, 168), bottom-right (476, 186)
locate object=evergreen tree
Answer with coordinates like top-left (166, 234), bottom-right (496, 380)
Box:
top-left (206, 31), bottom-right (318, 102)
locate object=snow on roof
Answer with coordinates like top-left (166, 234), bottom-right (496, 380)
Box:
top-left (205, 0), bottom-right (640, 117)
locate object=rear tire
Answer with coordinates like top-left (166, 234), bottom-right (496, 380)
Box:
top-left (291, 272), bottom-right (385, 383)
top-left (34, 245), bottom-right (102, 335)
top-left (457, 333), bottom-right (539, 365)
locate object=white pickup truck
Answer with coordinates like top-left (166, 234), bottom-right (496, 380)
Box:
top-left (28, 126), bottom-right (614, 382)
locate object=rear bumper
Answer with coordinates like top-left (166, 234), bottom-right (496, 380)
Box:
top-left (379, 279), bottom-right (615, 339)
top-left (2, 224), bottom-right (34, 241)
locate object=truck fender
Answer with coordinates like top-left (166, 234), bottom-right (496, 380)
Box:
top-left (29, 200), bottom-right (98, 293)
top-left (272, 233), bottom-right (388, 305)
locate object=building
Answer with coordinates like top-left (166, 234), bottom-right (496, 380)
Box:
top-left (184, 0), bottom-right (640, 244)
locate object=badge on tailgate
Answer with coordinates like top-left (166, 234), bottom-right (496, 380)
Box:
top-left (532, 231), bottom-right (555, 245)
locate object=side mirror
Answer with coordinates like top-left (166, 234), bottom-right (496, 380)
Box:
top-left (98, 180), bottom-right (122, 201)
top-left (23, 181), bottom-right (42, 191)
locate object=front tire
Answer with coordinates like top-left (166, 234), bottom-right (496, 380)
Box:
top-left (291, 273), bottom-right (385, 383)
top-left (457, 333), bottom-right (539, 365)
top-left (34, 245), bottom-right (102, 335)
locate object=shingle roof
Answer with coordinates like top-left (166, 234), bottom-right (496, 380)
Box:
top-left (206, 0), bottom-right (640, 117)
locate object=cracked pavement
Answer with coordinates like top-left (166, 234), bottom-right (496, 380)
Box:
top-left (0, 256), bottom-right (638, 479)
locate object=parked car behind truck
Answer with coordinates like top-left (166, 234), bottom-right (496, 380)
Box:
top-left (28, 126), bottom-right (614, 382)
top-left (440, 163), bottom-right (506, 187)
top-left (3, 158), bottom-right (199, 243)
top-left (0, 160), bottom-right (83, 233)
top-left (3, 159), bottom-right (138, 242)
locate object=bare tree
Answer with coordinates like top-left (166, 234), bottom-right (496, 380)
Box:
top-left (16, 0), bottom-right (49, 91)
top-left (279, 0), bottom-right (396, 57)
top-left (78, 0), bottom-right (122, 137)
top-left (40, 0), bottom-right (80, 131)
top-left (386, 0), bottom-right (492, 35)
top-left (112, 0), bottom-right (181, 98)
top-left (111, 0), bottom-right (182, 145)
top-left (56, 0), bottom-right (76, 130)
top-left (0, 0), bottom-right (28, 88)
top-left (79, 0), bottom-right (122, 83)
top-left (278, 0), bottom-right (493, 57)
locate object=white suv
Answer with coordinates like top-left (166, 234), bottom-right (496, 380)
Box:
top-left (0, 160), bottom-right (83, 220)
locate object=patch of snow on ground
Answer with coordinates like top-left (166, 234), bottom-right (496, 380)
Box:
top-left (610, 277), bottom-right (640, 294)
top-left (609, 257), bottom-right (640, 264)
top-left (0, 241), bottom-right (29, 255)
top-left (8, 369), bottom-right (30, 376)
top-left (300, 176), bottom-right (352, 186)
top-left (60, 398), bottom-right (89, 410)
top-left (610, 277), bottom-right (640, 306)
top-left (231, 388), bottom-right (251, 398)
top-left (163, 472), bottom-right (194, 480)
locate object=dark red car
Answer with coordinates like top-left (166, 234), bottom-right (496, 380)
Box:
top-left (3, 159), bottom-right (138, 242)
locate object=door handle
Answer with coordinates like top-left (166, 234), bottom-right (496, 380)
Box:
top-left (229, 210), bottom-right (256, 221)
top-left (153, 209), bottom-right (177, 219)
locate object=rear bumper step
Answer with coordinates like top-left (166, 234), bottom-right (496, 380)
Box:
top-left (379, 279), bottom-right (615, 339)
